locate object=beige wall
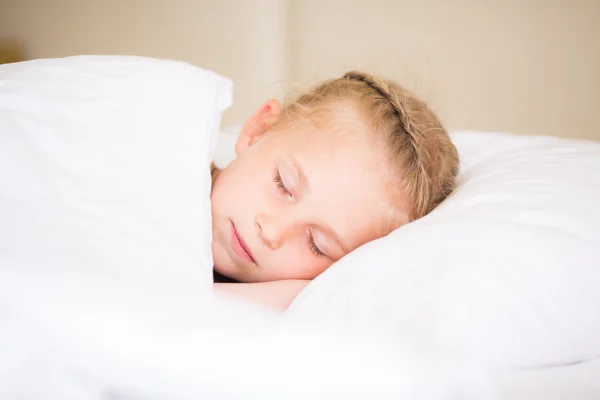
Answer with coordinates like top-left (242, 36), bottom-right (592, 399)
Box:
top-left (1, 0), bottom-right (599, 140)
top-left (288, 0), bottom-right (600, 140)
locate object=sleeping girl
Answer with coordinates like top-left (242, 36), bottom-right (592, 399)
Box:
top-left (211, 71), bottom-right (459, 311)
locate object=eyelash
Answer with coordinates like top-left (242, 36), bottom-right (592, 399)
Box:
top-left (273, 170), bottom-right (292, 197)
top-left (308, 230), bottom-right (326, 258)
top-left (273, 170), bottom-right (325, 258)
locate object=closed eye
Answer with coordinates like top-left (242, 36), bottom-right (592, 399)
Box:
top-left (308, 230), bottom-right (326, 258)
top-left (273, 170), bottom-right (292, 198)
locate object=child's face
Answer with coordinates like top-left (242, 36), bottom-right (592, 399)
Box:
top-left (211, 100), bottom-right (405, 282)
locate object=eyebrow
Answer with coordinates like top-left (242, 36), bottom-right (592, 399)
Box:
top-left (289, 153), bottom-right (351, 255)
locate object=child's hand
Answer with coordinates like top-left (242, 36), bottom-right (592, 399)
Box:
top-left (213, 279), bottom-right (309, 312)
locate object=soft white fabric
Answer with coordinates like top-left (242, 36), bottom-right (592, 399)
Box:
top-left (214, 123), bottom-right (243, 167)
top-left (0, 57), bottom-right (483, 400)
top-left (289, 131), bottom-right (600, 369)
top-left (491, 358), bottom-right (600, 400)
top-left (2, 55), bottom-right (598, 398)
top-left (0, 274), bottom-right (488, 399)
top-left (0, 55), bottom-right (231, 294)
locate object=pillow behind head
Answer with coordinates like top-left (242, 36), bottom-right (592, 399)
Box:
top-left (0, 55), bottom-right (231, 296)
top-left (287, 131), bottom-right (600, 370)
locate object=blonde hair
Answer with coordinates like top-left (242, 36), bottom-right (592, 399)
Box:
top-left (276, 71), bottom-right (459, 222)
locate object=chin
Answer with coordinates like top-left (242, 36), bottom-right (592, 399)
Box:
top-left (212, 248), bottom-right (237, 278)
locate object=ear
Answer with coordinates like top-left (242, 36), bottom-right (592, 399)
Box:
top-left (235, 99), bottom-right (281, 155)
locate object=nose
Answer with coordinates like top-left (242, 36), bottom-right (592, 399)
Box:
top-left (255, 212), bottom-right (286, 250)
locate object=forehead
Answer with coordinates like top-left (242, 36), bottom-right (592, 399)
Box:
top-left (274, 121), bottom-right (406, 249)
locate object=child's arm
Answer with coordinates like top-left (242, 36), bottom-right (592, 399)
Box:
top-left (213, 280), bottom-right (310, 312)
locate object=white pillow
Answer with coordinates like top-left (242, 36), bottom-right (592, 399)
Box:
top-left (0, 58), bottom-right (486, 399)
top-left (214, 123), bottom-right (243, 167)
top-left (288, 131), bottom-right (600, 369)
top-left (0, 55), bottom-right (231, 296)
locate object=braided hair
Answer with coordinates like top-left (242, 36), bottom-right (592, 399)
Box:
top-left (275, 71), bottom-right (459, 222)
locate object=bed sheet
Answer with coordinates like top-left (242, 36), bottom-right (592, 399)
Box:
top-left (492, 358), bottom-right (600, 399)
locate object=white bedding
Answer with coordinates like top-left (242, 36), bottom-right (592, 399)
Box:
top-left (1, 56), bottom-right (599, 399)
top-left (0, 56), bottom-right (482, 400)
top-left (492, 358), bottom-right (600, 400)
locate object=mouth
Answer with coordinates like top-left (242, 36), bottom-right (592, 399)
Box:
top-left (231, 221), bottom-right (256, 265)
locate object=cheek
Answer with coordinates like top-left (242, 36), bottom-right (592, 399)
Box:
top-left (217, 167), bottom-right (269, 211)
top-left (265, 247), bottom-right (332, 280)
top-left (293, 256), bottom-right (332, 280)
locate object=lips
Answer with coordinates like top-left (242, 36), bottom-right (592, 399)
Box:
top-left (231, 222), bottom-right (256, 264)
